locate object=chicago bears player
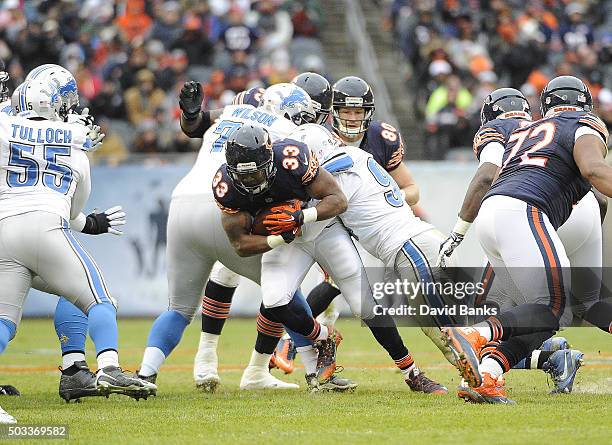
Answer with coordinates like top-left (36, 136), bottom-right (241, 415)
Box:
top-left (441, 76), bottom-right (612, 403)
top-left (292, 72), bottom-right (333, 125)
top-left (0, 80), bottom-right (155, 421)
top-left (138, 84), bottom-right (342, 391)
top-left (439, 87), bottom-right (602, 395)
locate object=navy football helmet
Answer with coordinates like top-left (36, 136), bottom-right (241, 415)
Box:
top-left (225, 125), bottom-right (276, 195)
top-left (480, 88), bottom-right (531, 125)
top-left (540, 76), bottom-right (592, 116)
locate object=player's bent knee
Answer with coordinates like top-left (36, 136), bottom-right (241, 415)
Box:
top-left (168, 298), bottom-right (200, 322)
top-left (209, 263), bottom-right (241, 288)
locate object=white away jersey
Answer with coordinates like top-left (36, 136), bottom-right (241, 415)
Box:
top-left (324, 146), bottom-right (432, 265)
top-left (173, 104), bottom-right (297, 198)
top-left (0, 115), bottom-right (91, 222)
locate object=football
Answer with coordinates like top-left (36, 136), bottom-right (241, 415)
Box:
top-left (251, 199), bottom-right (302, 235)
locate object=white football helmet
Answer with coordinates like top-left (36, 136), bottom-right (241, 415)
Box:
top-left (26, 64), bottom-right (78, 118)
top-left (11, 79), bottom-right (62, 121)
top-left (260, 83), bottom-right (317, 125)
top-left (289, 123), bottom-right (342, 163)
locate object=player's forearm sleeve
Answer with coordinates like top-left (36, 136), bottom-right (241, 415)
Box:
top-left (70, 213), bottom-right (87, 232)
top-left (180, 111), bottom-right (212, 138)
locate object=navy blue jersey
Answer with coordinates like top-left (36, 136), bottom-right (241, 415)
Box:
top-left (213, 138), bottom-right (319, 215)
top-left (472, 117), bottom-right (528, 161)
top-left (232, 87), bottom-right (265, 107)
top-left (485, 111), bottom-right (609, 228)
top-left (326, 120), bottom-right (404, 172)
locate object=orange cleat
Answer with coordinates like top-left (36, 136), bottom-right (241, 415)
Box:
top-left (269, 337), bottom-right (296, 374)
top-left (316, 327), bottom-right (342, 381)
top-left (441, 327), bottom-right (488, 388)
top-left (457, 372), bottom-right (515, 404)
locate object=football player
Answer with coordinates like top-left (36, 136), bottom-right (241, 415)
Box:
top-left (0, 79), bottom-right (155, 422)
top-left (438, 87), bottom-right (605, 395)
top-left (138, 84), bottom-right (350, 391)
top-left (441, 76), bottom-right (612, 403)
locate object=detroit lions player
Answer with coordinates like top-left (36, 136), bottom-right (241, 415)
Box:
top-left (0, 80), bottom-right (155, 421)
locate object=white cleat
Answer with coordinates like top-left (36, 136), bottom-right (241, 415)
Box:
top-left (239, 366), bottom-right (299, 390)
top-left (194, 348), bottom-right (220, 392)
top-left (0, 406), bottom-right (16, 424)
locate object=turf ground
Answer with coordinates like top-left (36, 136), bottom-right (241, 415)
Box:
top-left (0, 318), bottom-right (610, 445)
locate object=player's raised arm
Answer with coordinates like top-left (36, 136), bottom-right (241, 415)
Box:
top-left (574, 133), bottom-right (612, 196)
top-left (179, 81), bottom-right (223, 138)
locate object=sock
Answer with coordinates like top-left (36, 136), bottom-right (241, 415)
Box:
top-left (0, 319), bottom-right (16, 353)
top-left (97, 349), bottom-right (119, 369)
top-left (87, 303), bottom-right (118, 355)
top-left (316, 301), bottom-right (340, 327)
top-left (479, 357), bottom-right (504, 379)
top-left (472, 323), bottom-right (493, 341)
top-left (583, 301), bottom-right (612, 334)
top-left (62, 352), bottom-right (86, 369)
top-left (395, 354), bottom-right (416, 378)
top-left (296, 345), bottom-right (318, 375)
top-left (54, 297), bottom-right (88, 355)
top-left (246, 349), bottom-right (272, 368)
top-left (201, 281), bottom-right (235, 335)
top-left (146, 310), bottom-right (190, 356)
top-left (140, 347), bottom-right (166, 377)
top-left (307, 282), bottom-right (341, 317)
top-left (262, 292), bottom-right (326, 340)
top-left (513, 350), bottom-right (555, 369)
top-left (197, 332), bottom-right (219, 354)
top-left (255, 310), bottom-right (284, 354)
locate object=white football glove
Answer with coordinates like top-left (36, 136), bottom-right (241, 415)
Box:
top-left (66, 107), bottom-right (95, 127)
top-left (102, 205), bottom-right (126, 235)
top-left (436, 232), bottom-right (464, 268)
top-left (88, 124), bottom-right (105, 150)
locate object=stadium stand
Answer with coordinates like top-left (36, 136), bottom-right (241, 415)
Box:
top-left (0, 0), bottom-right (326, 162)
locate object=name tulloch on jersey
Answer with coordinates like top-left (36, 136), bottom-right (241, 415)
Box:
top-left (231, 107), bottom-right (278, 126)
top-left (10, 123), bottom-right (72, 144)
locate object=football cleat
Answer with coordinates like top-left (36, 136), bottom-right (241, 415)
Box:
top-left (269, 337), bottom-right (296, 374)
top-left (305, 373), bottom-right (320, 393)
top-left (59, 361), bottom-right (101, 402)
top-left (319, 374), bottom-right (357, 392)
top-left (193, 347), bottom-right (220, 392)
top-left (96, 366), bottom-right (157, 400)
top-left (540, 337), bottom-right (570, 352)
top-left (405, 368), bottom-right (448, 395)
top-left (0, 385), bottom-right (20, 396)
top-left (315, 327), bottom-right (342, 381)
top-left (239, 366), bottom-right (299, 390)
top-left (542, 349), bottom-right (584, 394)
top-left (0, 406), bottom-right (16, 424)
top-left (441, 327), bottom-right (487, 388)
top-left (457, 372), bottom-right (515, 404)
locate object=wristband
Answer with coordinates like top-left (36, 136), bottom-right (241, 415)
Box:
top-left (302, 207), bottom-right (318, 223)
top-left (266, 235), bottom-right (286, 248)
top-left (452, 217), bottom-right (472, 236)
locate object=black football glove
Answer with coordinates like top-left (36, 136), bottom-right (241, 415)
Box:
top-left (179, 81), bottom-right (203, 120)
top-left (82, 206), bottom-right (126, 236)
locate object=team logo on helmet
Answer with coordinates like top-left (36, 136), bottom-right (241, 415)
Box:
top-left (279, 88), bottom-right (309, 110)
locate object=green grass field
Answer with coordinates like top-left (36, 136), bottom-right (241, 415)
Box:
top-left (0, 318), bottom-right (610, 444)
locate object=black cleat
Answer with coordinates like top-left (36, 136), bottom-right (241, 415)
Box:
top-left (0, 385), bottom-right (20, 396)
top-left (59, 361), bottom-right (101, 403)
top-left (96, 366), bottom-right (157, 400)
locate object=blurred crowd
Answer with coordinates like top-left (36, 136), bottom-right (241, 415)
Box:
top-left (386, 0), bottom-right (612, 159)
top-left (0, 0), bottom-right (326, 164)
